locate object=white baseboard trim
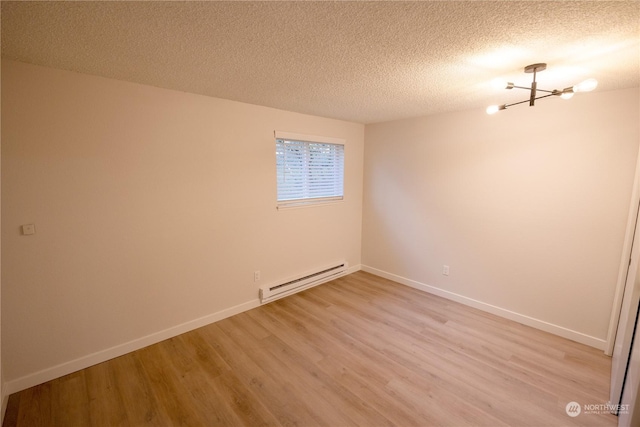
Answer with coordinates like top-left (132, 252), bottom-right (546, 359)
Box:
top-left (346, 263), bottom-right (362, 275)
top-left (5, 298), bottom-right (261, 395)
top-left (4, 264), bottom-right (364, 395)
top-left (361, 265), bottom-right (606, 350)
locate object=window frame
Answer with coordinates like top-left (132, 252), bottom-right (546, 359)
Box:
top-left (275, 131), bottom-right (345, 209)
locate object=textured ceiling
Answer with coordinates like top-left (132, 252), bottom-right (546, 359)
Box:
top-left (2, 1), bottom-right (639, 124)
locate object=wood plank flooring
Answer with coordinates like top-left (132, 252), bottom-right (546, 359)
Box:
top-left (3, 271), bottom-right (617, 426)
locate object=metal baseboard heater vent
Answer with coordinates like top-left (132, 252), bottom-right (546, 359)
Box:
top-left (259, 261), bottom-right (348, 304)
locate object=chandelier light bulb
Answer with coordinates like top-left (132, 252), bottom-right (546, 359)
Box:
top-left (491, 79), bottom-right (514, 90)
top-left (486, 104), bottom-right (506, 115)
top-left (573, 78), bottom-right (598, 93)
top-left (560, 89), bottom-right (574, 100)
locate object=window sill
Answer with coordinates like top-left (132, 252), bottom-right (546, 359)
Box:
top-left (277, 198), bottom-right (344, 210)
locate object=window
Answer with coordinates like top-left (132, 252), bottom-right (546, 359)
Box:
top-left (275, 131), bottom-right (345, 208)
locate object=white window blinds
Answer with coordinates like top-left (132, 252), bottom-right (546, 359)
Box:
top-left (275, 132), bottom-right (344, 207)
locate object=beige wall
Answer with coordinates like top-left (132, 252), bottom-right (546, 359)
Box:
top-left (3, 56), bottom-right (638, 395)
top-left (362, 87), bottom-right (640, 347)
top-left (0, 29), bottom-right (4, 418)
top-left (1, 60), bottom-right (364, 388)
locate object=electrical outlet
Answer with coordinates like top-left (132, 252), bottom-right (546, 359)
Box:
top-left (254, 271), bottom-right (261, 282)
top-left (21, 224), bottom-right (36, 235)
top-left (442, 265), bottom-right (450, 276)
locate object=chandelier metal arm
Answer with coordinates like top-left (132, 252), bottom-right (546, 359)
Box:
top-left (504, 93), bottom-right (556, 109)
top-left (510, 86), bottom-right (556, 94)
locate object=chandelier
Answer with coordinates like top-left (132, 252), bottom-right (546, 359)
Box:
top-left (486, 63), bottom-right (598, 114)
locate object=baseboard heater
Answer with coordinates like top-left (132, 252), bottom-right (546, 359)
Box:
top-left (259, 261), bottom-right (348, 304)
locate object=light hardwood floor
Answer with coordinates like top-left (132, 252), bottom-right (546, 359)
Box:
top-left (4, 271), bottom-right (617, 426)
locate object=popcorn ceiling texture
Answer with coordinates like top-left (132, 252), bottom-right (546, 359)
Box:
top-left (2, 1), bottom-right (639, 123)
